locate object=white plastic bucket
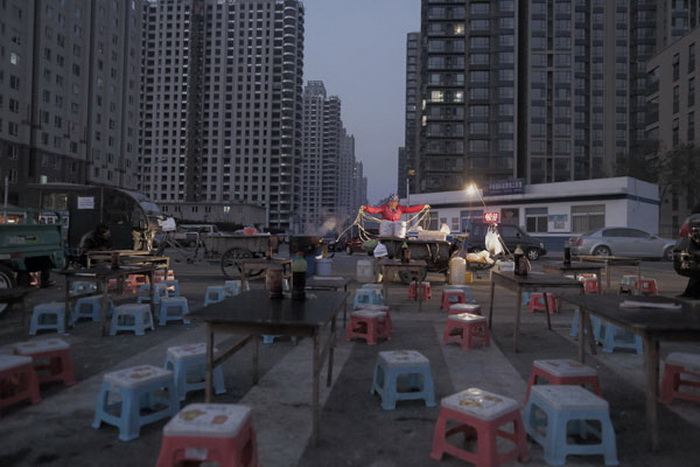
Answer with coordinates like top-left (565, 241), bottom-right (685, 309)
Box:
top-left (316, 258), bottom-right (332, 276)
top-left (449, 256), bottom-right (467, 285)
top-left (379, 220), bottom-right (406, 238)
top-left (356, 259), bottom-right (374, 283)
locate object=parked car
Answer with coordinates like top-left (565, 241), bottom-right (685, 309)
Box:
top-left (463, 221), bottom-right (547, 261)
top-left (568, 227), bottom-right (675, 260)
top-left (673, 213), bottom-right (700, 278)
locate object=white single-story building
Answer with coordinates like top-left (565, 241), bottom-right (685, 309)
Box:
top-left (403, 176), bottom-right (661, 252)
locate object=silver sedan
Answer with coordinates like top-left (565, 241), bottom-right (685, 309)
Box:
top-left (568, 227), bottom-right (676, 260)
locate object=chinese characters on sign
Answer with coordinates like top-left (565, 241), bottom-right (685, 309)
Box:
top-left (483, 211), bottom-right (500, 223)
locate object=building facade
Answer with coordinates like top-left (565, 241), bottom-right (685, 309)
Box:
top-left (0, 0), bottom-right (142, 205)
top-left (140, 0), bottom-right (304, 232)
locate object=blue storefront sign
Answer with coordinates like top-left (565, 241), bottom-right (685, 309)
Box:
top-left (483, 178), bottom-right (525, 196)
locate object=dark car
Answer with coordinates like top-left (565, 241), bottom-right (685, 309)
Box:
top-left (462, 221), bottom-right (547, 261)
top-left (673, 213), bottom-right (700, 278)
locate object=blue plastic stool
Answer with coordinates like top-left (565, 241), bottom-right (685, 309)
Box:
top-left (164, 343), bottom-right (226, 401)
top-left (523, 385), bottom-right (618, 466)
top-left (29, 302), bottom-right (66, 335)
top-left (444, 285), bottom-right (476, 303)
top-left (570, 310), bottom-right (603, 341)
top-left (109, 304), bottom-right (155, 336)
top-left (204, 286), bottom-right (228, 306)
top-left (72, 294), bottom-right (114, 325)
top-left (360, 284), bottom-right (385, 301)
top-left (600, 322), bottom-right (643, 354)
top-left (158, 296), bottom-right (191, 326)
top-left (353, 288), bottom-right (384, 309)
top-left (162, 279), bottom-right (180, 297)
top-left (70, 281), bottom-right (97, 296)
top-left (224, 280), bottom-right (243, 296)
top-left (136, 283), bottom-right (168, 305)
top-left (370, 350), bottom-right (436, 410)
top-left (92, 365), bottom-right (179, 442)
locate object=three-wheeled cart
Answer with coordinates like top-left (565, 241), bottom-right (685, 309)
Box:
top-left (202, 235), bottom-right (279, 279)
top-left (379, 238), bottom-right (452, 284)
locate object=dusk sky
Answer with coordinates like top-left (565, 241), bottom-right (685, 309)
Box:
top-left (302, 0), bottom-right (421, 205)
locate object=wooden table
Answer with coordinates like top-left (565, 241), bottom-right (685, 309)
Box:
top-left (488, 270), bottom-right (584, 351)
top-left (542, 261), bottom-right (604, 294)
top-left (377, 259), bottom-right (428, 310)
top-left (86, 250), bottom-right (168, 268)
top-left (560, 293), bottom-right (699, 451)
top-left (305, 276), bottom-right (350, 325)
top-left (192, 289), bottom-right (347, 446)
top-left (56, 265), bottom-right (156, 336)
top-left (575, 255), bottom-right (642, 293)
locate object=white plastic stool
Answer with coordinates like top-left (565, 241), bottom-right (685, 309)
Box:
top-left (370, 350), bottom-right (436, 410)
top-left (204, 286), bottom-right (228, 306)
top-left (109, 304), bottom-right (155, 336)
top-left (164, 343), bottom-right (226, 400)
top-left (29, 302), bottom-right (66, 335)
top-left (158, 296), bottom-right (191, 326)
top-left (72, 294), bottom-right (113, 325)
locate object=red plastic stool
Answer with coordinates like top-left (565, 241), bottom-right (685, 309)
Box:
top-left (580, 277), bottom-right (599, 294)
top-left (634, 278), bottom-right (658, 296)
top-left (527, 293), bottom-right (559, 314)
top-left (0, 354), bottom-right (41, 413)
top-left (660, 352), bottom-right (700, 404)
top-left (156, 403), bottom-right (258, 467)
top-left (441, 290), bottom-right (468, 311)
top-left (13, 338), bottom-right (76, 387)
top-left (408, 281), bottom-right (432, 300)
top-left (442, 313), bottom-right (490, 350)
top-left (431, 387), bottom-right (528, 465)
top-left (448, 303), bottom-right (481, 316)
top-left (525, 359), bottom-right (601, 402)
top-left (355, 305), bottom-right (392, 334)
top-left (346, 309), bottom-right (390, 345)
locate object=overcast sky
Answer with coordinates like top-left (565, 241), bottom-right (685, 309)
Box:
top-left (302, 0), bottom-right (421, 204)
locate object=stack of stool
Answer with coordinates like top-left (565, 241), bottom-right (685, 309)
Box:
top-left (204, 285), bottom-right (229, 306)
top-left (0, 354), bottom-right (41, 412)
top-left (525, 359), bottom-right (601, 401)
top-left (527, 293), bottom-right (559, 314)
top-left (72, 294), bottom-right (113, 325)
top-left (408, 281), bottom-right (432, 300)
top-left (158, 296), bottom-right (191, 326)
top-left (659, 352), bottom-right (700, 405)
top-left (92, 365), bottom-right (179, 441)
top-left (164, 343), bottom-right (226, 401)
top-left (346, 309), bottom-right (390, 345)
top-left (447, 303), bottom-right (481, 316)
top-left (442, 313), bottom-right (490, 350)
top-left (353, 287), bottom-right (384, 309)
top-left (13, 338), bottom-right (76, 387)
top-left (431, 387), bottom-right (528, 465)
top-left (156, 403), bottom-right (258, 467)
top-left (523, 385), bottom-right (618, 466)
top-left (370, 350), bottom-right (436, 410)
top-left (29, 302), bottom-right (66, 335)
top-left (109, 304), bottom-right (155, 336)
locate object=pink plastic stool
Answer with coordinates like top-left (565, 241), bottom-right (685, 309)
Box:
top-left (525, 359), bottom-right (601, 402)
top-left (448, 303), bottom-right (481, 316)
top-left (442, 313), bottom-right (490, 350)
top-left (0, 355), bottom-right (42, 413)
top-left (13, 338), bottom-right (76, 387)
top-left (408, 281), bottom-right (432, 300)
top-left (431, 388), bottom-right (528, 465)
top-left (634, 278), bottom-right (658, 296)
top-left (527, 293), bottom-right (559, 314)
top-left (156, 403), bottom-right (258, 467)
top-left (346, 309), bottom-right (390, 345)
top-left (660, 352), bottom-right (700, 405)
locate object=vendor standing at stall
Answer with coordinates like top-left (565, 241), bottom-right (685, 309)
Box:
top-left (361, 194), bottom-right (429, 238)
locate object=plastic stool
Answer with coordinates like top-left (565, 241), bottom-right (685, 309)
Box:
top-left (525, 359), bottom-right (601, 401)
top-left (431, 387), bottom-right (528, 465)
top-left (352, 288), bottom-right (384, 309)
top-left (360, 283), bottom-right (385, 299)
top-left (109, 304), bottom-right (155, 336)
top-left (158, 296), bottom-right (191, 326)
top-left (370, 350), bottom-right (436, 410)
top-left (162, 279), bottom-right (181, 297)
top-left (29, 302), bottom-right (66, 335)
top-left (137, 283), bottom-right (168, 305)
top-left (224, 280), bottom-right (243, 297)
top-left (447, 303), bottom-right (481, 316)
top-left (156, 403), bottom-right (258, 467)
top-left (600, 322), bottom-right (643, 354)
top-left (355, 304), bottom-right (392, 335)
top-left (634, 278), bottom-right (658, 296)
top-left (523, 385), bottom-right (618, 466)
top-left (92, 365), bottom-right (179, 442)
top-left (408, 281), bottom-right (432, 300)
top-left (204, 286), bottom-right (228, 306)
top-left (442, 313), bottom-right (490, 350)
top-left (580, 277), bottom-right (599, 294)
top-left (13, 338), bottom-right (76, 387)
top-left (0, 355), bottom-right (41, 412)
top-left (528, 293), bottom-right (559, 314)
top-left (569, 310), bottom-right (603, 342)
top-left (70, 281), bottom-right (97, 296)
top-left (440, 290), bottom-right (468, 311)
top-left (164, 343), bottom-right (226, 401)
top-left (346, 309), bottom-right (389, 345)
top-left (660, 352), bottom-right (700, 404)
top-left (72, 294), bottom-right (114, 325)
top-left (443, 285), bottom-right (475, 303)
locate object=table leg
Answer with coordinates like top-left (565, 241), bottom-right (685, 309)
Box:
top-left (543, 292), bottom-right (552, 330)
top-left (64, 277), bottom-right (71, 333)
top-left (205, 326), bottom-right (214, 402)
top-left (327, 317), bottom-right (336, 387)
top-left (643, 336), bottom-right (660, 451)
top-left (578, 307), bottom-right (586, 363)
top-left (514, 286), bottom-right (522, 352)
top-left (253, 335), bottom-right (259, 385)
top-left (487, 279), bottom-right (496, 329)
top-left (605, 262), bottom-right (611, 294)
top-left (100, 278), bottom-right (109, 337)
top-left (312, 332), bottom-right (320, 446)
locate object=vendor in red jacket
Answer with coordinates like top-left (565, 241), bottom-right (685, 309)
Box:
top-left (361, 194), bottom-right (429, 237)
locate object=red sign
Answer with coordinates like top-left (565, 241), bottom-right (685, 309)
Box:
top-left (483, 211), bottom-right (500, 224)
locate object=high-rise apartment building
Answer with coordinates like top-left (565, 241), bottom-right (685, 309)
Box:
top-left (399, 32), bottom-right (421, 198)
top-left (140, 0), bottom-right (304, 231)
top-left (0, 0), bottom-right (142, 205)
top-left (414, 0), bottom-right (672, 194)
